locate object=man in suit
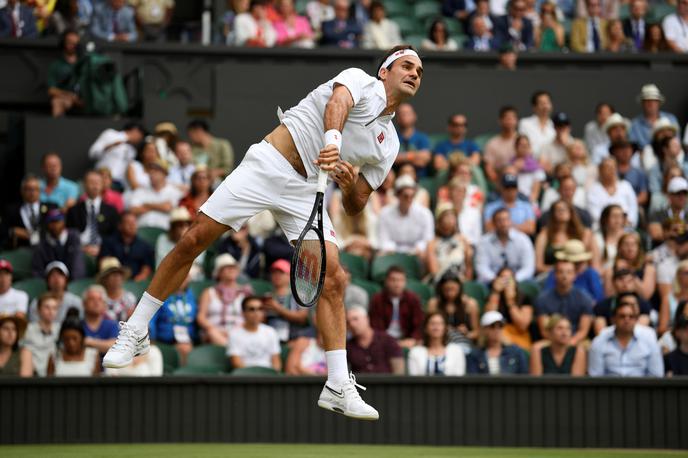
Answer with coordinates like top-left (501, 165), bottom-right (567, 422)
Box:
top-left (0, 0), bottom-right (38, 38)
top-left (570, 0), bottom-right (607, 53)
top-left (493, 0), bottom-right (534, 51)
top-left (320, 0), bottom-right (362, 48)
top-left (1, 175), bottom-right (57, 250)
top-left (465, 16), bottom-right (495, 51)
top-left (623, 0), bottom-right (648, 51)
top-left (90, 0), bottom-right (138, 42)
top-left (66, 170), bottom-right (120, 258)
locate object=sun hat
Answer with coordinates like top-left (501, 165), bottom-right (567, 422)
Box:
top-left (554, 239), bottom-right (593, 263)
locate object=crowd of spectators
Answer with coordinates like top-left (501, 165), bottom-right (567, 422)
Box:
top-left (2, 71), bottom-right (688, 378)
top-left (1, 0), bottom-right (687, 55)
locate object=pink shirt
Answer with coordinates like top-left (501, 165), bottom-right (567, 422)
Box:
top-left (273, 15), bottom-right (313, 46)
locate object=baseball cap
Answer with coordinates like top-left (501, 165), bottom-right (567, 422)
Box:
top-left (552, 112), bottom-right (570, 127)
top-left (394, 175), bottom-right (417, 193)
top-left (45, 260), bottom-right (69, 278)
top-left (0, 259), bottom-right (13, 273)
top-left (270, 259), bottom-right (291, 274)
top-left (481, 310), bottom-right (504, 327)
top-left (501, 173), bottom-right (518, 188)
top-left (45, 208), bottom-right (64, 223)
top-left (668, 177), bottom-right (688, 194)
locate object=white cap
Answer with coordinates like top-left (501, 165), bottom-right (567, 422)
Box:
top-left (45, 260), bottom-right (70, 278)
top-left (480, 310), bottom-right (504, 327)
top-left (213, 253), bottom-right (238, 278)
top-left (394, 175), bottom-right (417, 192)
top-left (668, 177), bottom-right (688, 194)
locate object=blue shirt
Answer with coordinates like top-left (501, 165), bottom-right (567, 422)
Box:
top-left (534, 287), bottom-right (594, 333)
top-left (544, 267), bottom-right (604, 302)
top-left (588, 325), bottom-right (664, 377)
top-left (484, 199), bottom-right (535, 227)
top-left (82, 318), bottom-right (119, 341)
top-left (466, 345), bottom-right (529, 374)
top-left (398, 129), bottom-right (432, 177)
top-left (433, 139), bottom-right (481, 158)
top-left (39, 177), bottom-right (79, 208)
top-left (99, 234), bottom-right (155, 277)
top-left (150, 288), bottom-right (198, 344)
top-left (618, 168), bottom-right (648, 196)
top-left (629, 111), bottom-right (679, 148)
top-left (475, 228), bottom-right (535, 283)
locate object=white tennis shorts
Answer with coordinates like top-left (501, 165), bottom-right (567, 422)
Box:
top-left (199, 140), bottom-right (338, 245)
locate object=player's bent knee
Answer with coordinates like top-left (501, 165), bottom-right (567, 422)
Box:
top-left (323, 264), bottom-right (346, 297)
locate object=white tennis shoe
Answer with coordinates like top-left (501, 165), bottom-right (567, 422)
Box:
top-left (102, 322), bottom-right (150, 368)
top-left (317, 373), bottom-right (380, 421)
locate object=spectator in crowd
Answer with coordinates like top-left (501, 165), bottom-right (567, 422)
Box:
top-left (564, 142), bottom-right (596, 195)
top-left (152, 122), bottom-right (179, 167)
top-left (605, 19), bottom-right (634, 52)
top-left (23, 293), bottom-right (60, 377)
top-left (129, 0), bottom-right (174, 42)
top-left (659, 260), bottom-right (688, 336)
top-left (48, 310), bottom-right (100, 376)
top-left (398, 162), bottom-right (431, 208)
top-left (653, 220), bottom-right (687, 286)
top-left (155, 207), bottom-right (205, 280)
top-left (587, 158), bottom-right (638, 228)
top-left (539, 174), bottom-right (592, 228)
top-left (361, 1), bottom-right (400, 50)
top-left (467, 0), bottom-right (496, 34)
top-left (610, 232), bottom-right (655, 300)
top-left (273, 0), bottom-right (314, 48)
top-left (394, 104), bottom-right (432, 177)
top-left (465, 16), bottom-right (495, 51)
top-left (594, 204), bottom-right (627, 270)
top-left (1, 175), bottom-right (50, 249)
top-left (570, 0), bottom-right (607, 53)
top-left (644, 117), bottom-right (684, 174)
top-left (643, 22), bottom-right (670, 53)
top-left (647, 136), bottom-right (687, 197)
top-left (622, 0), bottom-right (647, 51)
top-left (0, 314), bottom-right (32, 377)
top-left (484, 173), bottom-right (536, 236)
top-left (127, 159), bottom-right (183, 230)
top-left (584, 102), bottom-right (613, 155)
top-left (427, 273), bottom-right (480, 351)
top-left (369, 266), bottom-right (424, 349)
top-left (66, 170), bottom-right (120, 258)
top-left (89, 123), bottom-right (146, 188)
top-left (285, 328), bottom-right (327, 375)
top-left (90, 0), bottom-right (138, 42)
top-left (467, 311), bottom-right (529, 374)
top-left (484, 267), bottom-right (533, 350)
top-left (99, 211), bottom-right (155, 281)
top-left (125, 140), bottom-right (160, 191)
top-left (187, 119), bottom-right (235, 183)
top-left (485, 106), bottom-right (519, 183)
top-left (422, 18), bottom-right (460, 51)
top-left (434, 114), bottom-right (481, 170)
top-left (28, 261), bottom-right (83, 323)
top-left (518, 90), bottom-right (554, 156)
top-left (476, 208), bottom-right (535, 283)
top-left (150, 273), bottom-right (197, 366)
top-left (544, 239), bottom-right (603, 301)
top-left (217, 224), bottom-right (261, 279)
top-left (378, 175), bottom-right (434, 257)
top-left (595, 275), bottom-right (652, 335)
top-left (497, 43), bottom-right (518, 70)
top-left (319, 0), bottom-right (361, 48)
top-left (39, 152), bottom-right (79, 211)
top-left (97, 166), bottom-right (128, 213)
top-left (591, 112), bottom-right (630, 165)
top-left (346, 305), bottom-right (404, 374)
top-left (178, 168), bottom-right (212, 220)
top-left (648, 176), bottom-right (688, 245)
top-left (611, 141), bottom-right (648, 210)
top-left (662, 0), bottom-right (688, 53)
top-left (31, 208), bottom-right (86, 280)
top-left (446, 177), bottom-right (483, 246)
top-left (493, 0), bottom-right (534, 51)
top-left (437, 153), bottom-right (487, 209)
top-left (443, 0), bottom-right (473, 22)
top-left (197, 254), bottom-right (253, 346)
top-left (47, 0), bottom-right (92, 36)
top-left (535, 259), bottom-right (594, 344)
top-left (223, 0), bottom-right (250, 44)
top-left (535, 3), bottom-right (564, 51)
top-left (305, 0), bottom-right (334, 40)
top-left (588, 298), bottom-right (663, 376)
top-left (630, 84), bottom-right (680, 149)
top-left (96, 257), bottom-right (136, 322)
top-left (539, 112), bottom-right (574, 175)
top-left (511, 135), bottom-right (545, 204)
top-left (0, 0), bottom-right (38, 38)
top-left (47, 30), bottom-right (81, 118)
top-left (263, 259), bottom-right (312, 343)
top-left (529, 314), bottom-right (586, 375)
top-left (426, 203), bottom-right (474, 283)
top-left (0, 260), bottom-right (28, 318)
top-left (408, 312), bottom-right (466, 376)
top-left (167, 141), bottom-right (196, 194)
top-left (342, 266), bottom-right (369, 310)
top-left (665, 315), bottom-right (688, 376)
top-left (227, 296), bottom-right (281, 371)
top-left (81, 285), bottom-right (119, 356)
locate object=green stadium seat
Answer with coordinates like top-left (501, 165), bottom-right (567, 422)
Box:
top-left (340, 252), bottom-right (368, 279)
top-left (406, 279), bottom-right (434, 305)
top-left (231, 366), bottom-right (280, 376)
top-left (405, 34), bottom-right (426, 49)
top-left (137, 226), bottom-right (166, 247)
top-left (67, 278), bottom-right (96, 297)
top-left (85, 254), bottom-right (98, 277)
top-left (445, 19), bottom-right (464, 36)
top-left (618, 3), bottom-right (630, 20)
top-left (13, 278), bottom-right (46, 301)
top-left (156, 342), bottom-right (180, 374)
top-left (384, 0), bottom-right (410, 18)
top-left (462, 281), bottom-right (489, 310)
top-left (518, 280), bottom-right (540, 304)
top-left (371, 253), bottom-right (422, 283)
top-left (393, 16), bottom-right (422, 37)
top-left (414, 1), bottom-right (441, 21)
top-left (186, 344), bottom-right (230, 372)
top-left (473, 133), bottom-right (495, 151)
top-left (295, 0), bottom-right (308, 14)
top-left (428, 133), bottom-right (448, 150)
top-left (172, 366), bottom-right (223, 375)
top-left (280, 343), bottom-right (290, 370)
top-left (351, 278), bottom-right (382, 298)
top-left (249, 278), bottom-right (273, 296)
top-left (1, 248), bottom-right (33, 281)
top-left (189, 279), bottom-right (214, 299)
top-left (124, 280), bottom-right (150, 299)
top-left (649, 3), bottom-right (674, 21)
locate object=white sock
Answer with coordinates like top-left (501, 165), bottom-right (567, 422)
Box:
top-left (325, 349), bottom-right (349, 387)
top-left (127, 292), bottom-right (163, 332)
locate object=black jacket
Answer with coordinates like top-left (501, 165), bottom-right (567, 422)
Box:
top-left (66, 200), bottom-right (120, 240)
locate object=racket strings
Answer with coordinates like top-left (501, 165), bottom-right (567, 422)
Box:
top-left (294, 236), bottom-right (323, 304)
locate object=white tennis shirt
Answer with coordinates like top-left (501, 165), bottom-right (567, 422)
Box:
top-left (281, 67), bottom-right (400, 191)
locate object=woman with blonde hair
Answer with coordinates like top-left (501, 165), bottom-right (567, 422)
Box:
top-left (606, 232), bottom-right (655, 300)
top-left (530, 314), bottom-right (586, 376)
top-left (659, 260), bottom-right (688, 336)
top-left (566, 139), bottom-right (597, 191)
top-left (426, 203), bottom-right (473, 282)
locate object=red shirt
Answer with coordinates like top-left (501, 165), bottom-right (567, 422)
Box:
top-left (369, 290), bottom-right (425, 341)
top-left (346, 330), bottom-right (402, 374)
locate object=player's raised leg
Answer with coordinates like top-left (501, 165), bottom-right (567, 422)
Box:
top-left (316, 241), bottom-right (379, 420)
top-left (103, 213), bottom-right (228, 368)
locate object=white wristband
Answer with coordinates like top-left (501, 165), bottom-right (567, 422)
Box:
top-left (324, 129), bottom-right (342, 150)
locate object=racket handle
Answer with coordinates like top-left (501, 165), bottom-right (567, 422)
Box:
top-left (317, 168), bottom-right (328, 194)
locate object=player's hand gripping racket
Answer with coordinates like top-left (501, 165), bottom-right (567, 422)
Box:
top-left (290, 168), bottom-right (328, 308)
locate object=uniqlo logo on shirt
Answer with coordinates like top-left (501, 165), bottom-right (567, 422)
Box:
top-left (377, 132), bottom-right (385, 143)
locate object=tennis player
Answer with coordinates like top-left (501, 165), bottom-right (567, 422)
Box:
top-left (104, 45), bottom-right (423, 420)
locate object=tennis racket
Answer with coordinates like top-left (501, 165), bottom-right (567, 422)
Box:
top-left (290, 169), bottom-right (328, 308)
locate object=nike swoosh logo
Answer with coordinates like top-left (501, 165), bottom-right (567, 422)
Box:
top-left (326, 385), bottom-right (344, 398)
top-left (137, 333), bottom-right (149, 344)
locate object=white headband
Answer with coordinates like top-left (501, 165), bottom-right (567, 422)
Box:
top-left (378, 49), bottom-right (421, 76)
